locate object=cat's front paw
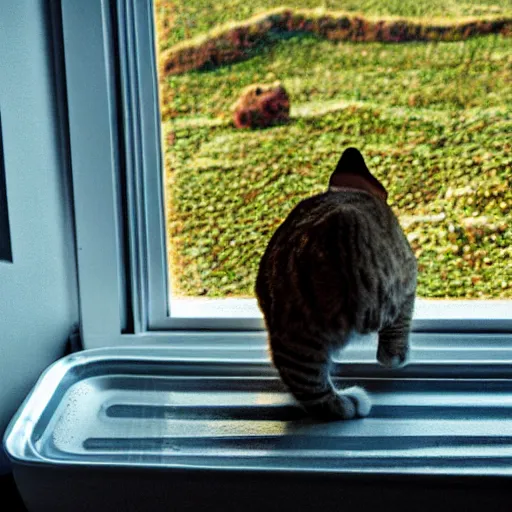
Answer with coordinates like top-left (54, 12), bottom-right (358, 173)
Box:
top-left (377, 346), bottom-right (409, 369)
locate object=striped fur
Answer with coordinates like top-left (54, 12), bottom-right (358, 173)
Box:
top-left (256, 148), bottom-right (417, 420)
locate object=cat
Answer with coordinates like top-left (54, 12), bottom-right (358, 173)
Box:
top-left (255, 147), bottom-right (417, 420)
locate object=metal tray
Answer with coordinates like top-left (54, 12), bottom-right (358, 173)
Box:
top-left (4, 345), bottom-right (512, 511)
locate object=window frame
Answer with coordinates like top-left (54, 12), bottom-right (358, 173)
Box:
top-left (60, 0), bottom-right (512, 351)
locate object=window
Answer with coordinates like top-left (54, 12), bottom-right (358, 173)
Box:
top-left (155, 0), bottom-right (512, 326)
top-left (154, 0), bottom-right (512, 332)
top-left (55, 0), bottom-right (512, 484)
top-left (60, 0), bottom-right (511, 347)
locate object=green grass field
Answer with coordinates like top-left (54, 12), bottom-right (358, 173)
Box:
top-left (156, 1), bottom-right (512, 299)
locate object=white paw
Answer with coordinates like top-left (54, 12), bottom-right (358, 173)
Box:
top-left (341, 386), bottom-right (372, 417)
top-left (389, 355), bottom-right (407, 368)
top-left (377, 351), bottom-right (410, 369)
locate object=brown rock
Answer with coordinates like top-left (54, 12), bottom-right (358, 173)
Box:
top-left (232, 81), bottom-right (290, 129)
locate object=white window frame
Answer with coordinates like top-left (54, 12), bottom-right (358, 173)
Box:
top-left (60, 0), bottom-right (512, 352)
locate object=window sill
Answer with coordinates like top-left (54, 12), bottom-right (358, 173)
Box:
top-left (160, 298), bottom-right (512, 331)
top-left (5, 343), bottom-right (512, 476)
top-left (6, 342), bottom-right (512, 510)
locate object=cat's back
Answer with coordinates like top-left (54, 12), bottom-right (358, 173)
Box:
top-left (256, 190), bottom-right (416, 331)
top-left (263, 189), bottom-right (401, 260)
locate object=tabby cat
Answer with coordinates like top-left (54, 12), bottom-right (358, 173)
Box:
top-left (255, 147), bottom-right (417, 420)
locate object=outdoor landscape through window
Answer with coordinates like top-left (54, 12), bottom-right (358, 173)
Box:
top-left (154, 0), bottom-right (512, 305)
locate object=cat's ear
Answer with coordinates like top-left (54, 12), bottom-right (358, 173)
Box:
top-left (333, 147), bottom-right (369, 175)
top-left (329, 147), bottom-right (388, 201)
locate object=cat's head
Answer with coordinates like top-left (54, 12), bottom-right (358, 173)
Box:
top-left (329, 148), bottom-right (388, 202)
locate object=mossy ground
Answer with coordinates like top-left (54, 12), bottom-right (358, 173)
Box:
top-left (156, 2), bottom-right (512, 299)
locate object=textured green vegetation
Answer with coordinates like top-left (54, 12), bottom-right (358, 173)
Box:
top-left (156, 2), bottom-right (512, 299)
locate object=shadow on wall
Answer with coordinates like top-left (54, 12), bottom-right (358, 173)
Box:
top-left (0, 111), bottom-right (13, 263)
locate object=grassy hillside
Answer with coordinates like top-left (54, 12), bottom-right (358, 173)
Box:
top-left (155, 1), bottom-right (512, 299)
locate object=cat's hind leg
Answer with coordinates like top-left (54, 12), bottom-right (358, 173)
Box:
top-left (271, 332), bottom-right (372, 420)
top-left (377, 294), bottom-right (415, 369)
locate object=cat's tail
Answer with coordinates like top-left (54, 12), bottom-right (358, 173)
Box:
top-left (270, 333), bottom-right (371, 420)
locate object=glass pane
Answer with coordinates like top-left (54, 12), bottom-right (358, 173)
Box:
top-left (154, 0), bottom-right (511, 303)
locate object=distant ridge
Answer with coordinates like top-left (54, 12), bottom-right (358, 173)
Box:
top-left (159, 6), bottom-right (512, 76)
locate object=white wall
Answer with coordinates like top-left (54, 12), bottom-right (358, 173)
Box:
top-left (0, 0), bottom-right (79, 471)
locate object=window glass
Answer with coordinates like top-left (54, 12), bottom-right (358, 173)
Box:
top-left (154, 0), bottom-right (512, 303)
